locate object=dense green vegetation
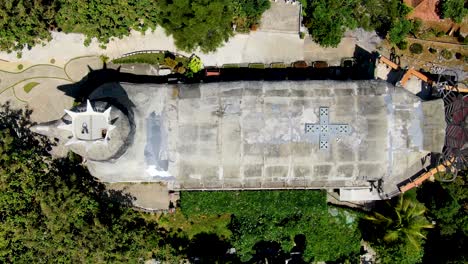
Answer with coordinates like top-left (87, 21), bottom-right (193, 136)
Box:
top-left (0, 0), bottom-right (271, 53)
top-left (0, 104), bottom-right (164, 262)
top-left (301, 0), bottom-right (414, 47)
top-left (441, 0), bottom-right (468, 23)
top-left (182, 191), bottom-right (362, 262)
top-left (0, 0), bottom-right (56, 52)
top-left (156, 0), bottom-right (234, 53)
top-left (0, 0), bottom-right (159, 51)
top-left (56, 0), bottom-right (159, 47)
top-left (231, 0), bottom-right (271, 32)
top-left (4, 0), bottom-right (454, 53)
top-left (362, 192), bottom-right (433, 263)
top-left (417, 175), bottom-right (468, 263)
top-left (303, 0), bottom-right (357, 47)
top-left (112, 52), bottom-right (202, 76)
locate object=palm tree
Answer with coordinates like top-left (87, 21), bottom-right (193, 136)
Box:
top-left (364, 193), bottom-right (434, 250)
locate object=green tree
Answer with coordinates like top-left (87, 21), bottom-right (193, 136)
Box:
top-left (304, 0), bottom-right (357, 47)
top-left (56, 0), bottom-right (159, 46)
top-left (441, 0), bottom-right (468, 23)
top-left (156, 0), bottom-right (234, 52)
top-left (0, 0), bottom-right (58, 52)
top-left (417, 175), bottom-right (468, 263)
top-left (0, 103), bottom-right (164, 262)
top-left (388, 18), bottom-right (413, 46)
top-left (363, 192), bottom-right (433, 263)
top-left (231, 0), bottom-right (271, 32)
top-left (187, 55), bottom-right (203, 73)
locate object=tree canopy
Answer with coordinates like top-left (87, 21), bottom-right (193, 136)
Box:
top-left (417, 175), bottom-right (468, 263)
top-left (55, 0), bottom-right (159, 47)
top-left (441, 0), bottom-right (468, 23)
top-left (156, 0), bottom-right (234, 53)
top-left (301, 0), bottom-right (414, 47)
top-left (0, 0), bottom-right (57, 52)
top-left (231, 0), bottom-right (271, 32)
top-left (0, 0), bottom-right (273, 53)
top-left (303, 0), bottom-right (357, 47)
top-left (362, 192), bottom-right (433, 264)
top-left (0, 103), bottom-right (163, 263)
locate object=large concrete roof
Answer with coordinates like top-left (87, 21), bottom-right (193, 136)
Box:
top-left (85, 80), bottom-right (445, 194)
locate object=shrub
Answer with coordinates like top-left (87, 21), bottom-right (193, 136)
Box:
top-left (397, 41), bottom-right (408, 50)
top-left (410, 19), bottom-right (422, 36)
top-left (429, 47), bottom-right (437, 54)
top-left (299, 32), bottom-right (306, 39)
top-left (441, 49), bottom-right (453, 60)
top-left (164, 57), bottom-right (178, 70)
top-left (432, 28), bottom-right (445, 37)
top-left (187, 56), bottom-right (203, 73)
top-left (17, 64), bottom-right (23, 70)
top-left (389, 19), bottom-right (412, 45)
top-left (409, 43), bottom-right (423, 54)
top-left (50, 58), bottom-right (55, 64)
top-left (455, 52), bottom-right (464, 60)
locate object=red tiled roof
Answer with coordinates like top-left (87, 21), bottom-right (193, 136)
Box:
top-left (404, 0), bottom-right (441, 21)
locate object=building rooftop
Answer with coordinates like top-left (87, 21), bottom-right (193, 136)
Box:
top-left (79, 80), bottom-right (445, 196)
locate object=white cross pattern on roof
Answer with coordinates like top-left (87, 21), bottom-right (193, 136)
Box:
top-left (305, 107), bottom-right (352, 150)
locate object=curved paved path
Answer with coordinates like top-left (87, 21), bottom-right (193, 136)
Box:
top-left (0, 56), bottom-right (102, 123)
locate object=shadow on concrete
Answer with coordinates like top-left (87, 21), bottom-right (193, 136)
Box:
top-left (57, 56), bottom-right (378, 99)
top-left (352, 45), bottom-right (377, 80)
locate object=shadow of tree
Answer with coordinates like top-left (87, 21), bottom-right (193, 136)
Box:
top-left (246, 240), bottom-right (286, 264)
top-left (187, 232), bottom-right (236, 263)
top-left (0, 101), bottom-right (50, 151)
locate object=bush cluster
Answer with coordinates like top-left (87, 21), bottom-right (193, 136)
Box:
top-left (409, 43), bottom-right (423, 54)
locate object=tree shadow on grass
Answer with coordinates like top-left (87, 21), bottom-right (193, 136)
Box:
top-left (247, 241), bottom-right (286, 264)
top-left (187, 232), bottom-right (237, 263)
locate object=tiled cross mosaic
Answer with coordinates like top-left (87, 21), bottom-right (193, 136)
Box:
top-left (305, 107), bottom-right (352, 150)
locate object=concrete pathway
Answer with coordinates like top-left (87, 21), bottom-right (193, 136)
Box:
top-left (0, 27), bottom-right (365, 67)
top-left (0, 56), bottom-right (102, 123)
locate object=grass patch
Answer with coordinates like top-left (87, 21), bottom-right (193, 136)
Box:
top-left (181, 190), bottom-right (362, 262)
top-left (112, 53), bottom-right (166, 64)
top-left (158, 211), bottom-right (231, 239)
top-left (23, 82), bottom-right (39, 93)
